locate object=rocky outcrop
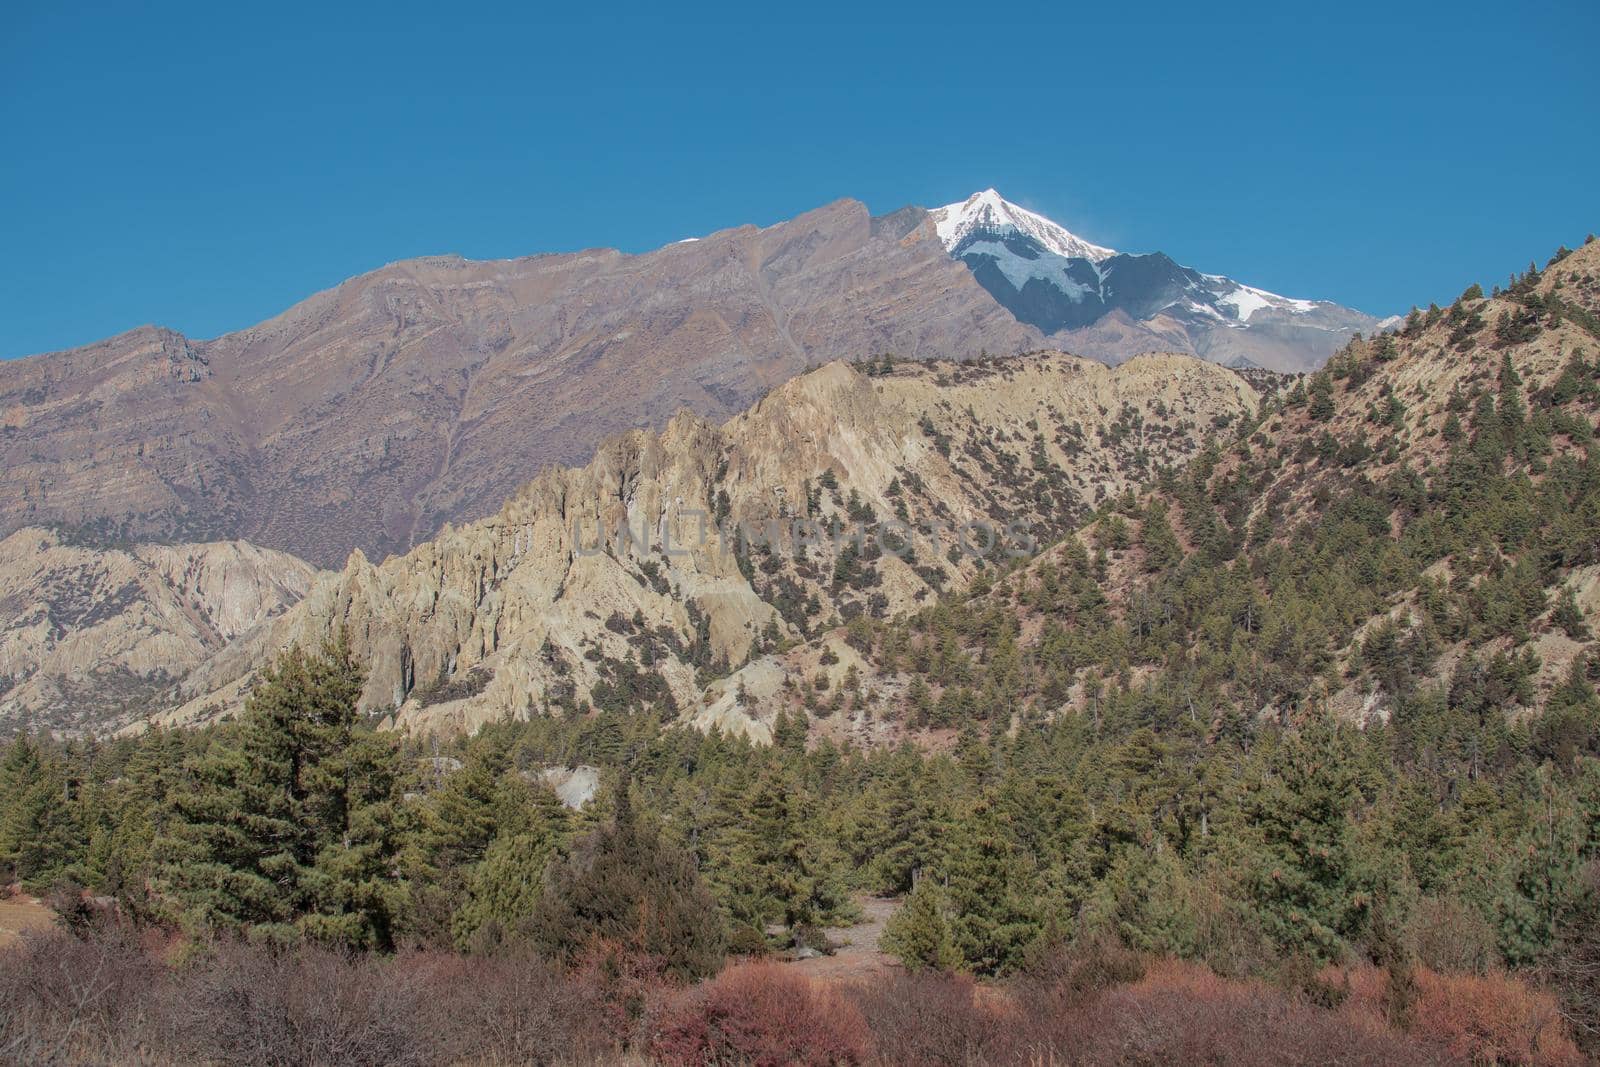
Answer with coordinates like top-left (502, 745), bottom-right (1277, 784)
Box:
top-left (160, 351), bottom-right (1258, 735)
top-left (0, 529), bottom-right (320, 733)
top-left (0, 202), bottom-right (1042, 566)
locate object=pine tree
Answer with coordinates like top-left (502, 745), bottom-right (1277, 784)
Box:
top-left (1308, 374), bottom-right (1337, 422)
top-left (1498, 351), bottom-right (1527, 431)
top-left (1244, 717), bottom-right (1372, 962)
top-left (934, 798), bottom-right (1051, 975)
top-left (704, 768), bottom-right (854, 938)
top-left (532, 779), bottom-right (725, 979)
top-left (882, 877), bottom-right (960, 971)
top-left (1495, 769), bottom-right (1589, 966)
top-left (297, 727), bottom-right (410, 949)
top-left (1140, 500), bottom-right (1183, 572)
top-left (154, 632), bottom-right (405, 947)
top-left (861, 750), bottom-right (945, 893)
top-left (0, 739), bottom-right (81, 890)
top-left (448, 772), bottom-right (571, 950)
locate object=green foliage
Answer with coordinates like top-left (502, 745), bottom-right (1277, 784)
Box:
top-left (1309, 374), bottom-right (1336, 421)
top-left (921, 797), bottom-right (1055, 974)
top-left (0, 737), bottom-right (81, 891)
top-left (532, 781), bottom-right (726, 980)
top-left (881, 878), bottom-right (959, 971)
top-left (152, 633), bottom-right (407, 949)
top-left (1244, 717), bottom-right (1373, 962)
top-left (450, 772), bottom-right (569, 950)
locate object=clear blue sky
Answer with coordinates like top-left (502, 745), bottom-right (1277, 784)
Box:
top-left (2, 0), bottom-right (1595, 359)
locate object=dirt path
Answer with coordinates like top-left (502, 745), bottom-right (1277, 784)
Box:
top-left (787, 895), bottom-right (901, 983)
top-left (0, 894), bottom-right (56, 949)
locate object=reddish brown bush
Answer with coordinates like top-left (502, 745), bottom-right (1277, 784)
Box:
top-left (1407, 968), bottom-right (1583, 1067)
top-left (1321, 963), bottom-right (1584, 1067)
top-left (1017, 959), bottom-right (1448, 1066)
top-left (848, 970), bottom-right (1012, 1066)
top-left (650, 960), bottom-right (872, 1067)
top-left (7, 927), bottom-right (1583, 1067)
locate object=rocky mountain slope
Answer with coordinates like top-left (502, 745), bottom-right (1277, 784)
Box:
top-left (726, 237), bottom-right (1600, 747)
top-left (155, 351), bottom-right (1259, 737)
top-left (0, 529), bottom-right (320, 733)
top-left (931, 190), bottom-right (1383, 372)
top-left (0, 201), bottom-right (1042, 567)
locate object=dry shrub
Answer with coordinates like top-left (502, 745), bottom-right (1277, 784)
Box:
top-left (162, 940), bottom-right (447, 1067)
top-left (848, 970), bottom-right (1010, 1066)
top-left (1033, 958), bottom-right (1446, 1066)
top-left (11, 926), bottom-right (1582, 1067)
top-left (1407, 968), bottom-right (1584, 1067)
top-left (0, 931), bottom-right (642, 1067)
top-left (0, 929), bottom-right (160, 1064)
top-left (1010, 927), bottom-right (1145, 1020)
top-left (169, 941), bottom-right (648, 1066)
top-left (650, 960), bottom-right (872, 1067)
top-left (405, 945), bottom-right (637, 1065)
top-left (1409, 895), bottom-right (1499, 975)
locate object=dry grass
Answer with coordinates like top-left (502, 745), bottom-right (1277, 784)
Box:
top-left (0, 890), bottom-right (55, 950)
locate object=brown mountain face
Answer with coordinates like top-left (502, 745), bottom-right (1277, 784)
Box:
top-left (0, 528), bottom-right (320, 734)
top-left (154, 351), bottom-right (1258, 737)
top-left (0, 202), bottom-right (1042, 567)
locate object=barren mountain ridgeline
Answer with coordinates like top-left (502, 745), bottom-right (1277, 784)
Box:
top-left (0, 201), bottom-right (1042, 567)
top-left (0, 192), bottom-right (1375, 572)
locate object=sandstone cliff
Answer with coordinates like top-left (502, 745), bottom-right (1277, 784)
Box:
top-left (0, 529), bottom-right (320, 733)
top-left (159, 351), bottom-right (1257, 736)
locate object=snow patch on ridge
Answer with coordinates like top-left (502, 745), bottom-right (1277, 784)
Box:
top-left (1216, 282), bottom-right (1320, 322)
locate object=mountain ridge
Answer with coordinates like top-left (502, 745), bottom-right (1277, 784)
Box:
top-left (1, 189), bottom-right (1385, 574)
top-left (0, 199), bottom-right (1043, 567)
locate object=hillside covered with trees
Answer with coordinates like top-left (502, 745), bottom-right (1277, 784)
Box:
top-left (4, 238), bottom-right (1600, 1065)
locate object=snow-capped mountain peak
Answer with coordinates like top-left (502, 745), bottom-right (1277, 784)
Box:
top-left (929, 188), bottom-right (1380, 371)
top-left (930, 188), bottom-right (1116, 262)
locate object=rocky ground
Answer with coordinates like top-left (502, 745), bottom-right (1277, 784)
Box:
top-left (786, 895), bottom-right (901, 983)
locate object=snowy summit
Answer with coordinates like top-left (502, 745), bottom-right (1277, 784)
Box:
top-left (930, 189), bottom-right (1116, 262)
top-left (926, 187), bottom-right (1379, 371)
